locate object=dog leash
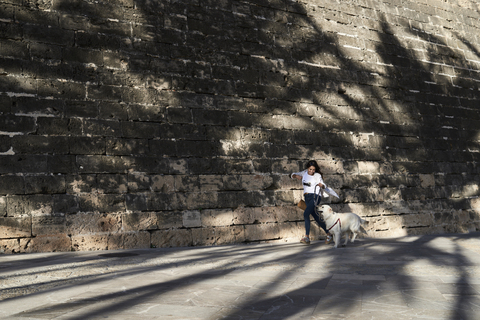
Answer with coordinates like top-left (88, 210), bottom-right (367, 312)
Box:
top-left (327, 218), bottom-right (341, 232)
top-left (313, 185), bottom-right (321, 219)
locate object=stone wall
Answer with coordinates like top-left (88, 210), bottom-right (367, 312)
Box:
top-left (1, 0), bottom-right (479, 253)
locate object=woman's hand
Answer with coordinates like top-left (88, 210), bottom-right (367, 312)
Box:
top-left (291, 174), bottom-right (301, 180)
top-left (317, 183), bottom-right (325, 189)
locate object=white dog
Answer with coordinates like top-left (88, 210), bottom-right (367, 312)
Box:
top-left (317, 205), bottom-right (366, 248)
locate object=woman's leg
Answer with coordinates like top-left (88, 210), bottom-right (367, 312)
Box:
top-left (311, 195), bottom-right (327, 233)
top-left (304, 208), bottom-right (311, 236)
top-left (303, 194), bottom-right (315, 236)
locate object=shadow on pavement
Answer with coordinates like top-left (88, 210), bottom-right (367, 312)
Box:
top-left (1, 232), bottom-right (479, 319)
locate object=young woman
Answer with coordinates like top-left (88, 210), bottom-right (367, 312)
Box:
top-left (291, 160), bottom-right (333, 245)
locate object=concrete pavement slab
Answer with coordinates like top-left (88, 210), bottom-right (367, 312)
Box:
top-left (1, 232), bottom-right (480, 319)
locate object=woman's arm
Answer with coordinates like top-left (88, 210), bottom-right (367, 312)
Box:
top-left (290, 170), bottom-right (305, 180)
top-left (315, 173), bottom-right (325, 188)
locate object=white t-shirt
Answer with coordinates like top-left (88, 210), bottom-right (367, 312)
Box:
top-left (292, 170), bottom-right (324, 195)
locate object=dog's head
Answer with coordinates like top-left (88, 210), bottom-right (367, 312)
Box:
top-left (316, 204), bottom-right (334, 220)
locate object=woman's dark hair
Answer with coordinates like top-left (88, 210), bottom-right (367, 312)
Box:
top-left (306, 160), bottom-right (323, 177)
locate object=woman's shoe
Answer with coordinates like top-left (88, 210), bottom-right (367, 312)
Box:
top-left (300, 236), bottom-right (310, 245)
top-left (325, 235), bottom-right (333, 244)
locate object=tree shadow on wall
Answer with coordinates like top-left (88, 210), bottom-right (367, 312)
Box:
top-left (1, 0), bottom-right (479, 248)
top-left (1, 0), bottom-right (480, 319)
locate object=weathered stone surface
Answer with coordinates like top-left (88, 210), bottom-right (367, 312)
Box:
top-left (277, 221), bottom-right (304, 241)
top-left (201, 209), bottom-right (234, 227)
top-left (122, 212), bottom-right (158, 231)
top-left (23, 234), bottom-right (71, 253)
top-left (7, 195), bottom-right (53, 217)
top-left (77, 194), bottom-right (125, 213)
top-left (151, 229), bottom-right (192, 248)
top-left (274, 206), bottom-right (301, 222)
top-left (66, 213), bottom-right (122, 234)
top-left (123, 231), bottom-right (151, 249)
top-left (232, 207), bottom-right (255, 225)
top-left (150, 175), bottom-right (175, 192)
top-left (32, 215), bottom-right (65, 236)
top-left (244, 223), bottom-right (281, 242)
top-left (71, 234), bottom-right (122, 251)
top-left (199, 175), bottom-right (223, 191)
top-left (1, 0), bottom-right (480, 253)
top-left (191, 225), bottom-right (241, 246)
top-left (251, 206), bottom-right (282, 223)
top-left (0, 217), bottom-right (31, 238)
top-left (0, 238), bottom-right (21, 254)
top-left (182, 210), bottom-right (201, 228)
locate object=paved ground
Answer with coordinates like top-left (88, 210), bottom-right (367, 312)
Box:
top-left (1, 233), bottom-right (480, 320)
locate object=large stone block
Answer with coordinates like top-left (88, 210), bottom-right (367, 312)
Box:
top-left (23, 234), bottom-right (71, 253)
top-left (106, 233), bottom-right (124, 250)
top-left (244, 223), bottom-right (280, 241)
top-left (471, 198), bottom-right (480, 215)
top-left (0, 115), bottom-right (36, 134)
top-left (183, 210), bottom-right (201, 228)
top-left (232, 207), bottom-right (254, 225)
top-left (277, 222), bottom-right (304, 241)
top-left (0, 216), bottom-right (31, 238)
top-left (32, 215), bottom-right (65, 236)
top-left (201, 209), bottom-right (234, 226)
top-left (174, 175), bottom-right (201, 192)
top-left (272, 205), bottom-right (300, 222)
top-left (151, 228), bottom-right (192, 248)
top-left (123, 231), bottom-right (151, 249)
top-left (157, 211), bottom-right (183, 229)
top-left (71, 234), bottom-right (109, 251)
top-left (151, 175), bottom-right (176, 192)
top-left (199, 175), bottom-right (224, 191)
top-left (127, 173), bottom-right (151, 192)
top-left (176, 192), bottom-right (218, 210)
top-left (276, 190), bottom-right (298, 207)
top-left (123, 212), bottom-right (157, 231)
top-left (76, 155), bottom-right (129, 174)
top-left (419, 174), bottom-right (435, 188)
top-left (0, 238), bottom-right (21, 254)
top-left (0, 175), bottom-right (25, 195)
top-left (7, 195), bottom-right (53, 217)
top-left (25, 175), bottom-right (66, 194)
top-left (333, 202), bottom-right (380, 217)
top-left (0, 196), bottom-right (6, 216)
top-left (191, 226), bottom-right (239, 246)
top-left (66, 212), bottom-right (122, 234)
top-left (96, 174), bottom-right (128, 194)
top-left (401, 213), bottom-right (435, 227)
top-left (379, 200), bottom-right (410, 215)
top-left (367, 215), bottom-right (403, 232)
top-left (318, 160), bottom-right (345, 175)
top-left (251, 206), bottom-right (280, 223)
top-left (78, 194), bottom-right (125, 213)
top-left (240, 174), bottom-right (274, 191)
top-left (66, 175), bottom-right (97, 193)
top-left (53, 194), bottom-right (79, 214)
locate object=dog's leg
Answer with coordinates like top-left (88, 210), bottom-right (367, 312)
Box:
top-left (351, 232), bottom-right (357, 243)
top-left (343, 232), bottom-right (349, 247)
top-left (333, 233), bottom-right (341, 248)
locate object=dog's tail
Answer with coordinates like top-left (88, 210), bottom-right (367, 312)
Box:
top-left (359, 218), bottom-right (368, 235)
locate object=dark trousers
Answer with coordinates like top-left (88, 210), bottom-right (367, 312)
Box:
top-left (304, 193), bottom-right (327, 236)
